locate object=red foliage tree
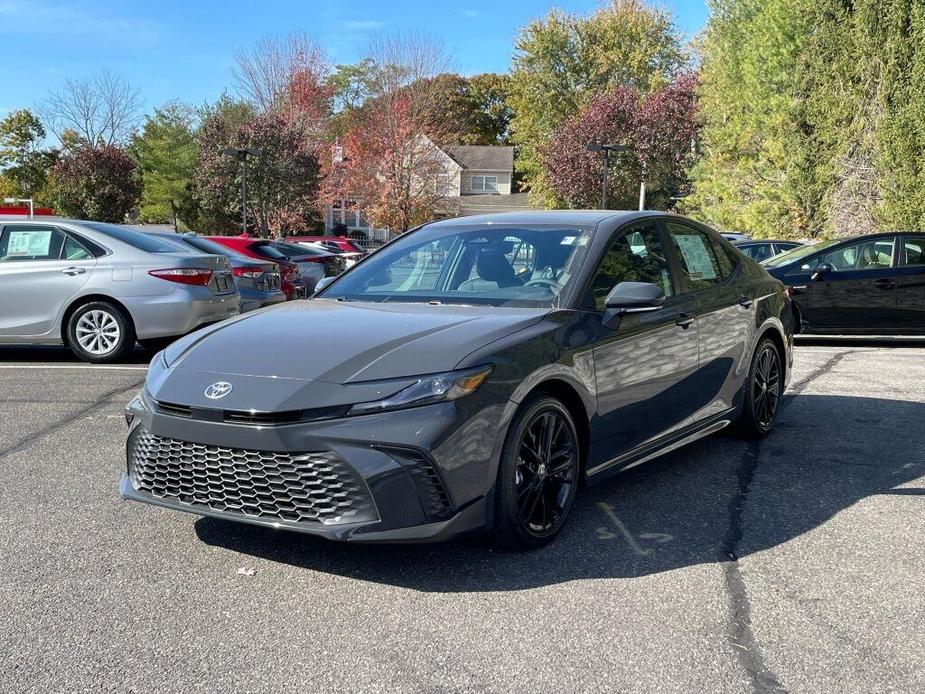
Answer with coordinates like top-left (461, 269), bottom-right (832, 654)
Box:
top-left (544, 73), bottom-right (699, 210)
top-left (47, 145), bottom-right (139, 221)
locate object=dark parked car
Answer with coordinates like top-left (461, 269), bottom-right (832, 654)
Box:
top-left (122, 211), bottom-right (793, 548)
top-left (763, 231), bottom-right (925, 335)
top-left (148, 233), bottom-right (286, 313)
top-left (735, 240), bottom-right (804, 262)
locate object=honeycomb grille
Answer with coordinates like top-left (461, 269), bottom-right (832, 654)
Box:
top-left (128, 430), bottom-right (377, 525)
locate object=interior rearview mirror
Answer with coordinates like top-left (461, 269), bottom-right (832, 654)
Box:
top-left (603, 282), bottom-right (665, 329)
top-left (811, 262), bottom-right (833, 282)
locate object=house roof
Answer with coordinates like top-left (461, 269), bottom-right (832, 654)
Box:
top-left (441, 145), bottom-right (514, 172)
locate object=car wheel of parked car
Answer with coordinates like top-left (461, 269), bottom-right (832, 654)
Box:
top-left (67, 301), bottom-right (136, 363)
top-left (734, 337), bottom-right (783, 438)
top-left (492, 394), bottom-right (580, 550)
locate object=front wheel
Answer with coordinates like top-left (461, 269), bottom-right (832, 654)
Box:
top-left (491, 395), bottom-right (581, 550)
top-left (734, 337), bottom-right (783, 438)
top-left (66, 301), bottom-right (136, 363)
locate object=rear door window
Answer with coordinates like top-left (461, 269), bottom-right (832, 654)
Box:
top-left (664, 221), bottom-right (732, 290)
top-left (0, 226), bottom-right (66, 261)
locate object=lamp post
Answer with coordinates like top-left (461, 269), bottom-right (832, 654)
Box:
top-left (221, 147), bottom-right (263, 235)
top-left (586, 143), bottom-right (630, 209)
top-left (3, 197), bottom-right (34, 218)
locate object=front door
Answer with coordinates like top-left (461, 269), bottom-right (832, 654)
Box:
top-left (585, 221), bottom-right (700, 462)
top-left (0, 225), bottom-right (96, 337)
top-left (804, 237), bottom-right (899, 333)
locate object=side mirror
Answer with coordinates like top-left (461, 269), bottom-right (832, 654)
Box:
top-left (602, 281), bottom-right (665, 329)
top-left (313, 276), bottom-right (335, 294)
top-left (811, 262), bottom-right (833, 281)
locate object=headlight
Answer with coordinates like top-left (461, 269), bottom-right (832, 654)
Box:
top-left (348, 365), bottom-right (493, 416)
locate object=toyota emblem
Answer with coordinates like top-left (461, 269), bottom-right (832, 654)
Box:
top-left (204, 382), bottom-right (234, 399)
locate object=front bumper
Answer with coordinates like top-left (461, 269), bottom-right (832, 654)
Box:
top-left (121, 389), bottom-right (511, 542)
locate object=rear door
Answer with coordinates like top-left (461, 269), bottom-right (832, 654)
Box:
top-left (807, 237), bottom-right (899, 332)
top-left (0, 224), bottom-right (96, 336)
top-left (895, 235), bottom-right (925, 332)
top-left (663, 220), bottom-right (750, 421)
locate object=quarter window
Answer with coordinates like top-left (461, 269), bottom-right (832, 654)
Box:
top-left (0, 226), bottom-right (66, 262)
top-left (664, 222), bottom-right (731, 290)
top-left (584, 223), bottom-right (673, 310)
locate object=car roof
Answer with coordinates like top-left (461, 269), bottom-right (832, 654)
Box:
top-left (735, 240), bottom-right (799, 245)
top-left (424, 210), bottom-right (667, 228)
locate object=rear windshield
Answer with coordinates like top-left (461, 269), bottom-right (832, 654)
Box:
top-left (762, 239), bottom-right (840, 267)
top-left (180, 236), bottom-right (238, 257)
top-left (273, 241), bottom-right (327, 257)
top-left (249, 242), bottom-right (289, 260)
top-left (80, 222), bottom-right (180, 253)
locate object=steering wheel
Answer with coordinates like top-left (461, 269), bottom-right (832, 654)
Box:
top-left (523, 278), bottom-right (563, 292)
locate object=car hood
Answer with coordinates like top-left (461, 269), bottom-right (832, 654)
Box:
top-left (163, 299), bottom-right (545, 384)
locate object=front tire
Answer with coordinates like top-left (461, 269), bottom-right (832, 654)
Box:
top-left (66, 301), bottom-right (136, 363)
top-left (491, 395), bottom-right (581, 550)
top-left (734, 337), bottom-right (783, 438)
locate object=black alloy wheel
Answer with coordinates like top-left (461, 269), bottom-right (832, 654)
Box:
top-left (493, 395), bottom-right (580, 549)
top-left (735, 337), bottom-right (783, 438)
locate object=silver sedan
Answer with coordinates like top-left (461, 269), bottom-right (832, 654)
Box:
top-left (0, 217), bottom-right (241, 362)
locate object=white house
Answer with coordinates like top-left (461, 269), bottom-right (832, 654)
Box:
top-left (324, 138), bottom-right (532, 239)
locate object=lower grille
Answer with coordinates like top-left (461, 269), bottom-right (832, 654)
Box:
top-left (381, 447), bottom-right (453, 521)
top-left (128, 430), bottom-right (377, 525)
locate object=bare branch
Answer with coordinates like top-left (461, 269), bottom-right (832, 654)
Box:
top-left (39, 70), bottom-right (141, 148)
top-left (233, 32), bottom-right (330, 113)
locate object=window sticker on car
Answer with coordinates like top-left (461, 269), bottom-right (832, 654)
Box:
top-left (8, 230), bottom-right (52, 257)
top-left (674, 235), bottom-right (718, 280)
top-left (560, 236), bottom-right (576, 245)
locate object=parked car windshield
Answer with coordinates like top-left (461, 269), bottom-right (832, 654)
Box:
top-left (762, 238), bottom-right (840, 267)
top-left (273, 241), bottom-right (328, 257)
top-left (321, 224), bottom-right (593, 307)
top-left (179, 235), bottom-right (241, 257)
top-left (79, 222), bottom-right (181, 253)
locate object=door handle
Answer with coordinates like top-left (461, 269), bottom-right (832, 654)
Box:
top-left (874, 278), bottom-right (896, 290)
top-left (61, 267), bottom-right (86, 276)
top-left (738, 295), bottom-right (753, 309)
top-left (675, 313), bottom-right (695, 329)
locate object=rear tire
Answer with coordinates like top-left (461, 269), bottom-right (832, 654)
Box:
top-left (66, 301), bottom-right (136, 364)
top-left (491, 395), bottom-right (581, 550)
top-left (733, 337), bottom-right (783, 438)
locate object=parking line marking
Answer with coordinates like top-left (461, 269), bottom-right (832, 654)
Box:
top-left (0, 365), bottom-right (148, 371)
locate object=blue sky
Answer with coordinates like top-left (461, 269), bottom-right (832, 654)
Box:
top-left (0, 0), bottom-right (709, 120)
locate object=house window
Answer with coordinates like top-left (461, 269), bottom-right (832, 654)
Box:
top-left (470, 175), bottom-right (498, 193)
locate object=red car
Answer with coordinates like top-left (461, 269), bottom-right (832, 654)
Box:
top-left (205, 235), bottom-right (310, 299)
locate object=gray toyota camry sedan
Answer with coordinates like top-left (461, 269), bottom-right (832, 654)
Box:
top-left (122, 211), bottom-right (794, 549)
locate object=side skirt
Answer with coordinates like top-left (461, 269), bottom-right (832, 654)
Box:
top-left (586, 411), bottom-right (735, 483)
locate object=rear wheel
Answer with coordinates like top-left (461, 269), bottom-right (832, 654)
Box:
top-left (734, 337), bottom-right (783, 438)
top-left (66, 301), bottom-right (135, 363)
top-left (491, 395), bottom-right (581, 550)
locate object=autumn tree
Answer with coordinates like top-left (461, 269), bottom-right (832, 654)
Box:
top-left (46, 145), bottom-right (140, 221)
top-left (544, 75), bottom-right (699, 210)
top-left (39, 71), bottom-right (142, 148)
top-left (131, 102), bottom-right (199, 229)
top-left (330, 34), bottom-right (459, 233)
top-left (509, 0), bottom-right (688, 207)
top-left (196, 109), bottom-right (321, 236)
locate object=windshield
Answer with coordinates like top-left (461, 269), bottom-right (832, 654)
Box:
top-left (273, 241), bottom-right (327, 257)
top-left (320, 223), bottom-right (594, 307)
top-left (762, 238), bottom-right (839, 267)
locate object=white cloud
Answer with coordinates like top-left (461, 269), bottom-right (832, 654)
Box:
top-left (344, 19), bottom-right (385, 31)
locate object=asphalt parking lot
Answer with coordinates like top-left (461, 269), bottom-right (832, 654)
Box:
top-left (0, 340), bottom-right (923, 693)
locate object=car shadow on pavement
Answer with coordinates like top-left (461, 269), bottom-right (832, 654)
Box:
top-left (195, 393), bottom-right (924, 592)
top-left (0, 344), bottom-right (152, 364)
